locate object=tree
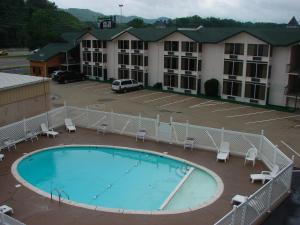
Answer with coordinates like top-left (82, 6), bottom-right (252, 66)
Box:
top-left (127, 18), bottom-right (146, 28)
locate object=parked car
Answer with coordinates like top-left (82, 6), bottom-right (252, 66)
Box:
top-left (0, 49), bottom-right (8, 56)
top-left (52, 71), bottom-right (85, 84)
top-left (50, 70), bottom-right (65, 78)
top-left (112, 79), bottom-right (143, 93)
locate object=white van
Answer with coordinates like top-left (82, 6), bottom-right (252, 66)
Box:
top-left (111, 79), bottom-right (143, 93)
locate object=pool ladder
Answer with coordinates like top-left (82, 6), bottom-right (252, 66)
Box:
top-left (50, 188), bottom-right (70, 204)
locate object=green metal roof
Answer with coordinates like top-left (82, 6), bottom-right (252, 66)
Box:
top-left (29, 42), bottom-right (74, 62)
top-left (29, 27), bottom-right (300, 62)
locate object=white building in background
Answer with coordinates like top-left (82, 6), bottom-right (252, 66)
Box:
top-left (77, 26), bottom-right (300, 108)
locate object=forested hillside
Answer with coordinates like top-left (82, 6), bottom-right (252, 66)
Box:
top-left (0, 0), bottom-right (87, 49)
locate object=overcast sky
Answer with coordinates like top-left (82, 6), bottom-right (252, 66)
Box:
top-left (53, 0), bottom-right (299, 23)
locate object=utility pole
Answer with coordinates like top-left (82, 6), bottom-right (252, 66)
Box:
top-left (118, 4), bottom-right (124, 24)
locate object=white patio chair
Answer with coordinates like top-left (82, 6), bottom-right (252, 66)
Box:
top-left (216, 142), bottom-right (230, 162)
top-left (136, 129), bottom-right (146, 142)
top-left (244, 147), bottom-right (258, 167)
top-left (41, 123), bottom-right (59, 138)
top-left (97, 123), bottom-right (108, 135)
top-left (25, 131), bottom-right (38, 142)
top-left (3, 138), bottom-right (16, 151)
top-left (65, 118), bottom-right (76, 132)
top-left (0, 154), bottom-right (4, 161)
top-left (250, 164), bottom-right (279, 184)
top-left (184, 137), bottom-right (195, 150)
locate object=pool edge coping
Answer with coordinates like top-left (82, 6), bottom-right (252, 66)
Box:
top-left (11, 144), bottom-right (224, 215)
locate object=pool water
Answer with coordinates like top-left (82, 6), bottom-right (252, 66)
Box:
top-left (16, 146), bottom-right (220, 212)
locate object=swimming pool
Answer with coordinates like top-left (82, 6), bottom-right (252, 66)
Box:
top-left (12, 145), bottom-right (223, 214)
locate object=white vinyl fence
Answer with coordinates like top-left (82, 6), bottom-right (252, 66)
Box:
top-left (0, 105), bottom-right (293, 225)
top-left (0, 213), bottom-right (25, 225)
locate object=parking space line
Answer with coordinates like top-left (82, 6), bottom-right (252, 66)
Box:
top-left (189, 100), bottom-right (215, 108)
top-left (159, 97), bottom-right (195, 108)
top-left (82, 84), bottom-right (108, 90)
top-left (246, 115), bottom-right (300, 124)
top-left (227, 110), bottom-right (274, 118)
top-left (130, 92), bottom-right (160, 100)
top-left (192, 102), bottom-right (226, 108)
top-left (295, 125), bottom-right (300, 128)
top-left (144, 95), bottom-right (176, 103)
top-left (281, 140), bottom-right (300, 158)
top-left (212, 106), bottom-right (250, 113)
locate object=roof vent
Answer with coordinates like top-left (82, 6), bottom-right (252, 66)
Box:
top-left (178, 26), bottom-right (203, 31)
top-left (287, 16), bottom-right (299, 28)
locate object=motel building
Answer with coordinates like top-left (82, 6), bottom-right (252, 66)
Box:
top-left (30, 19), bottom-right (300, 109)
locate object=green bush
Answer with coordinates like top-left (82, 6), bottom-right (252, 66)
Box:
top-left (204, 79), bottom-right (219, 97)
top-left (153, 82), bottom-right (162, 90)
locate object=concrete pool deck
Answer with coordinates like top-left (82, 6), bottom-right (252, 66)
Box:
top-left (0, 127), bottom-right (267, 225)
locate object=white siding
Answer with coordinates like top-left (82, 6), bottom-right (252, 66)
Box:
top-left (269, 47), bottom-right (291, 106)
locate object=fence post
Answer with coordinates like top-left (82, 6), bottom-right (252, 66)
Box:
top-left (267, 180), bottom-right (273, 212)
top-left (23, 117), bottom-right (27, 138)
top-left (170, 116), bottom-right (173, 144)
top-left (231, 205), bottom-right (237, 225)
top-left (138, 113), bottom-right (141, 130)
top-left (156, 114), bottom-right (160, 142)
top-left (221, 127), bottom-right (224, 144)
top-left (64, 101), bottom-right (68, 119)
top-left (186, 120), bottom-right (189, 139)
top-left (259, 130), bottom-right (264, 159)
top-left (110, 110), bottom-right (114, 133)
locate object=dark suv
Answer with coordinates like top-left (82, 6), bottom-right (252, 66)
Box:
top-left (52, 71), bottom-right (85, 84)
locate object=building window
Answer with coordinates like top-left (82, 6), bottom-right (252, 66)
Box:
top-left (83, 51), bottom-right (91, 62)
top-left (144, 56), bottom-right (148, 66)
top-left (92, 40), bottom-right (102, 49)
top-left (131, 70), bottom-right (143, 83)
top-left (93, 52), bottom-right (102, 63)
top-left (103, 54), bottom-right (107, 63)
top-left (225, 43), bottom-right (244, 55)
top-left (144, 42), bottom-right (148, 50)
top-left (198, 44), bottom-right (202, 53)
top-left (181, 57), bottom-right (197, 71)
top-left (103, 41), bottom-right (107, 48)
top-left (181, 42), bottom-right (197, 52)
top-left (247, 44), bottom-right (269, 57)
top-left (32, 66), bottom-right (41, 75)
top-left (223, 80), bottom-right (242, 96)
top-left (82, 40), bottom-right (91, 48)
top-left (223, 60), bottom-right (243, 76)
top-left (164, 73), bottom-right (178, 87)
top-left (245, 82), bottom-right (266, 100)
top-left (131, 40), bottom-right (144, 50)
top-left (181, 75), bottom-right (196, 90)
top-left (246, 62), bottom-right (268, 78)
top-left (131, 54), bottom-right (143, 66)
top-left (83, 65), bottom-right (92, 75)
top-left (118, 40), bottom-right (129, 49)
top-left (164, 56), bottom-right (178, 69)
top-left (118, 68), bottom-right (129, 79)
top-left (93, 66), bottom-right (102, 77)
top-left (164, 41), bottom-right (179, 51)
top-left (198, 60), bottom-right (202, 71)
top-left (118, 53), bottom-right (129, 65)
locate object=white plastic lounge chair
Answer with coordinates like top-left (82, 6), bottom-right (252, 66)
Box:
top-left (184, 137), bottom-right (195, 150)
top-left (65, 118), bottom-right (76, 132)
top-left (231, 194), bottom-right (248, 205)
top-left (136, 129), bottom-right (146, 142)
top-left (25, 131), bottom-right (38, 142)
top-left (41, 123), bottom-right (59, 138)
top-left (245, 147), bottom-right (258, 166)
top-left (97, 123), bottom-right (108, 135)
top-left (3, 138), bottom-right (16, 151)
top-left (0, 205), bottom-right (14, 215)
top-left (250, 165), bottom-right (279, 184)
top-left (216, 142), bottom-right (230, 162)
top-left (0, 154), bottom-right (4, 161)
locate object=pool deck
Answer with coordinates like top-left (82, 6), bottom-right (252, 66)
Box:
top-left (0, 127), bottom-right (267, 225)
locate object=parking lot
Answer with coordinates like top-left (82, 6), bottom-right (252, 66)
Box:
top-left (50, 80), bottom-right (300, 166)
